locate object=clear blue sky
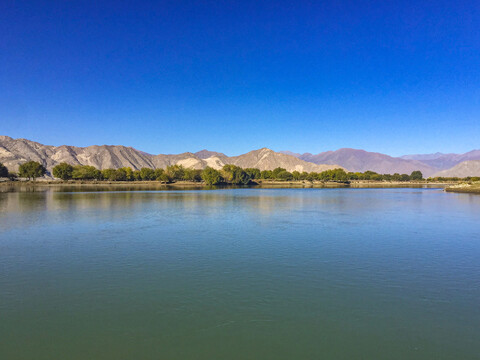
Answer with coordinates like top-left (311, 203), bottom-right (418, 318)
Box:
top-left (1, 0), bottom-right (479, 156)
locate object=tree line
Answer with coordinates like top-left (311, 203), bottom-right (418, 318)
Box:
top-left (2, 160), bottom-right (479, 184)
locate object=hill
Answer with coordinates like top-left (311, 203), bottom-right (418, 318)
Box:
top-left (284, 148), bottom-right (437, 176)
top-left (0, 136), bottom-right (343, 174)
top-left (433, 160), bottom-right (480, 178)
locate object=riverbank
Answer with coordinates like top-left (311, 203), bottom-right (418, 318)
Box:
top-left (445, 183), bottom-right (480, 194)
top-left (0, 179), bottom-right (457, 190)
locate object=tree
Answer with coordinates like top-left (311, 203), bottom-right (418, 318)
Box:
top-left (139, 167), bottom-right (155, 181)
top-left (410, 171), bottom-right (423, 181)
top-left (72, 165), bottom-right (102, 180)
top-left (306, 172), bottom-right (318, 182)
top-left (276, 170), bottom-right (293, 181)
top-left (133, 170), bottom-right (142, 181)
top-left (0, 162), bottom-right (8, 178)
top-left (102, 169), bottom-right (116, 181)
top-left (155, 169), bottom-right (170, 181)
top-left (272, 167), bottom-right (287, 179)
top-left (119, 167), bottom-right (134, 181)
top-left (184, 168), bottom-right (202, 182)
top-left (52, 162), bottom-right (74, 180)
top-left (158, 172), bottom-right (171, 183)
top-left (18, 161), bottom-right (46, 180)
top-left (260, 170), bottom-right (273, 179)
top-left (201, 167), bottom-right (222, 185)
top-left (221, 164), bottom-right (251, 184)
top-left (166, 165), bottom-right (185, 181)
top-left (245, 168), bottom-right (261, 179)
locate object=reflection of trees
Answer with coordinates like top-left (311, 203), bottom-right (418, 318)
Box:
top-left (3, 188), bottom-right (469, 233)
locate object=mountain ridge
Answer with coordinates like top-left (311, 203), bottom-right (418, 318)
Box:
top-left (281, 148), bottom-right (480, 177)
top-left (0, 136), bottom-right (343, 174)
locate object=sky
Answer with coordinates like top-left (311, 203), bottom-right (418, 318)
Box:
top-left (1, 0), bottom-right (479, 156)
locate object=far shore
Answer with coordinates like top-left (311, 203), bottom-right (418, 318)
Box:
top-left (0, 178), bottom-right (462, 190)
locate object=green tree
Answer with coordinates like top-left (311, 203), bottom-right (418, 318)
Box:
top-left (201, 167), bottom-right (222, 185)
top-left (18, 161), bottom-right (46, 180)
top-left (0, 162), bottom-right (8, 178)
top-left (245, 168), bottom-right (261, 179)
top-left (276, 170), bottom-right (293, 181)
top-left (139, 167), bottom-right (155, 181)
top-left (221, 164), bottom-right (251, 184)
top-left (331, 168), bottom-right (348, 182)
top-left (154, 168), bottom-right (165, 180)
top-left (166, 165), bottom-right (185, 181)
top-left (101, 168), bottom-right (119, 181)
top-left (158, 172), bottom-right (171, 183)
top-left (292, 171), bottom-right (301, 181)
top-left (72, 165), bottom-right (102, 180)
top-left (52, 162), bottom-right (74, 180)
top-left (410, 171), bottom-right (423, 181)
top-left (306, 172), bottom-right (318, 182)
top-left (260, 170), bottom-right (273, 179)
top-left (184, 168), bottom-right (202, 182)
top-left (118, 167), bottom-right (134, 181)
top-left (133, 170), bottom-right (142, 181)
top-left (272, 167), bottom-right (286, 179)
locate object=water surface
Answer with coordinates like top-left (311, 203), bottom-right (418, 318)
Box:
top-left (1, 188), bottom-right (479, 359)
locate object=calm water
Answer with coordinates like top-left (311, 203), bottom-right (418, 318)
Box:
top-left (1, 188), bottom-right (479, 359)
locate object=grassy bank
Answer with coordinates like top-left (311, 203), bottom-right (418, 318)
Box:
top-left (445, 183), bottom-right (480, 194)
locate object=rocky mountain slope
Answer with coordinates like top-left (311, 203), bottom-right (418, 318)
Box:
top-left (0, 136), bottom-right (343, 174)
top-left (284, 148), bottom-right (438, 176)
top-left (433, 160), bottom-right (480, 178)
top-left (229, 148), bottom-right (340, 172)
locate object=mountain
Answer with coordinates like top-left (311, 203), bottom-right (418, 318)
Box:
top-left (401, 150), bottom-right (480, 170)
top-left (284, 148), bottom-right (437, 176)
top-left (0, 136), bottom-right (342, 175)
top-left (194, 149), bottom-right (228, 161)
top-left (433, 160), bottom-right (480, 178)
top-left (0, 136), bottom-right (155, 172)
top-left (229, 148), bottom-right (343, 173)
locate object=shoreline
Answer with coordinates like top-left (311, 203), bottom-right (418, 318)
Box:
top-left (0, 179), bottom-right (458, 189)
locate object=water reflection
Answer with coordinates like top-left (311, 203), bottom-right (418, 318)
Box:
top-left (1, 188), bottom-right (479, 233)
top-left (1, 188), bottom-right (480, 360)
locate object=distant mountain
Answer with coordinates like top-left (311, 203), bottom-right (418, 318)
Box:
top-left (433, 160), bottom-right (480, 178)
top-left (284, 148), bottom-right (437, 176)
top-left (194, 149), bottom-right (228, 161)
top-left (0, 136), bottom-right (342, 175)
top-left (229, 148), bottom-right (343, 173)
top-left (401, 150), bottom-right (480, 170)
top-left (400, 152), bottom-right (449, 161)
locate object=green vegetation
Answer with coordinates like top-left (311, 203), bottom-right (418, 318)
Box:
top-left (18, 161), bottom-right (46, 180)
top-left (5, 161), bottom-right (480, 185)
top-left (72, 165), bottom-right (102, 180)
top-left (201, 167), bottom-right (222, 185)
top-left (52, 162), bottom-right (74, 180)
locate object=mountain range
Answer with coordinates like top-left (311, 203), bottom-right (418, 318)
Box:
top-left (0, 136), bottom-right (342, 175)
top-left (281, 148), bottom-right (480, 177)
top-left (1, 136), bottom-right (479, 178)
